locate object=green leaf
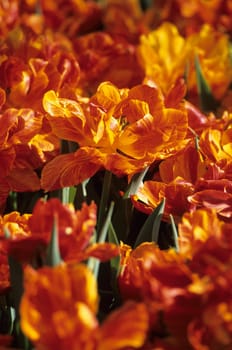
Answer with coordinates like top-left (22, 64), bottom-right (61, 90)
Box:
top-left (7, 191), bottom-right (18, 211)
top-left (74, 178), bottom-right (91, 209)
top-left (108, 222), bottom-right (120, 277)
top-left (61, 187), bottom-right (70, 204)
top-left (87, 202), bottom-right (115, 279)
top-left (134, 198), bottom-right (166, 248)
top-left (13, 319), bottom-right (31, 350)
top-left (194, 55), bottom-right (219, 112)
top-left (3, 226), bottom-right (11, 239)
top-left (49, 186), bottom-right (74, 205)
top-left (111, 167), bottom-right (148, 242)
top-left (0, 294), bottom-right (15, 334)
top-left (97, 171), bottom-right (112, 235)
top-left (45, 215), bottom-right (62, 267)
top-left (68, 186), bottom-right (77, 203)
top-left (8, 256), bottom-right (23, 318)
top-left (8, 256), bottom-right (32, 349)
top-left (170, 214), bottom-right (179, 252)
top-left (108, 222), bottom-right (121, 308)
top-left (108, 221), bottom-right (120, 248)
top-left (61, 186), bottom-right (77, 204)
top-left (123, 167), bottom-right (149, 198)
top-left (112, 197), bottom-right (133, 242)
top-left (98, 201), bottom-right (115, 243)
top-left (140, 0), bottom-right (152, 11)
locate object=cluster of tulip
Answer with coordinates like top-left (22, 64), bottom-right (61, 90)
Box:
top-left (0, 1), bottom-right (232, 349)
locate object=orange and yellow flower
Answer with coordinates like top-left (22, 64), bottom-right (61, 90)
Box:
top-left (119, 222), bottom-right (232, 349)
top-left (0, 198), bottom-right (119, 264)
top-left (1, 2), bottom-right (232, 349)
top-left (20, 262), bottom-right (148, 350)
top-left (40, 0), bottom-right (102, 38)
top-left (0, 29), bottom-right (80, 112)
top-left (178, 208), bottom-right (224, 258)
top-left (102, 0), bottom-right (146, 43)
top-left (73, 31), bottom-right (144, 92)
top-left (144, 0), bottom-right (232, 35)
top-left (137, 22), bottom-right (232, 104)
top-left (41, 81), bottom-right (188, 190)
top-left (0, 108), bottom-right (43, 212)
top-left (132, 116), bottom-right (232, 221)
top-left (0, 211), bottom-right (31, 292)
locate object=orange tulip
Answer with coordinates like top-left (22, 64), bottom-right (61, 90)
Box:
top-left (142, 0), bottom-right (232, 36)
top-left (133, 119), bottom-right (232, 220)
top-left (102, 0), bottom-right (146, 44)
top-left (132, 176), bottom-right (195, 221)
top-left (20, 263), bottom-right (99, 350)
top-left (178, 208), bottom-right (224, 258)
top-left (0, 108), bottom-right (43, 212)
top-left (188, 179), bottom-right (232, 219)
top-left (74, 31), bottom-right (144, 92)
top-left (199, 126), bottom-right (232, 164)
top-left (118, 241), bottom-right (199, 347)
top-left (0, 198), bottom-right (119, 264)
top-left (41, 82), bottom-right (188, 190)
top-left (1, 34), bottom-right (80, 112)
top-left (119, 222), bottom-right (232, 349)
top-left (137, 22), bottom-right (232, 104)
top-left (0, 0), bottom-right (18, 37)
top-left (0, 211), bottom-right (31, 292)
top-left (20, 263), bottom-right (148, 350)
top-left (137, 22), bottom-right (187, 95)
top-left (40, 0), bottom-right (102, 38)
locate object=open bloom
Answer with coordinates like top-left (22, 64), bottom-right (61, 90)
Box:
top-left (143, 0), bottom-right (232, 35)
top-left (119, 233), bottom-right (232, 349)
top-left (0, 108), bottom-right (43, 212)
top-left (137, 22), bottom-right (187, 96)
top-left (178, 208), bottom-right (225, 258)
top-left (20, 263), bottom-right (149, 350)
top-left (0, 211), bottom-right (32, 293)
top-left (137, 22), bottom-right (232, 104)
top-left (132, 116), bottom-right (232, 221)
top-left (0, 28), bottom-right (80, 112)
top-left (40, 0), bottom-right (102, 38)
top-left (187, 125), bottom-right (232, 219)
top-left (118, 241), bottom-right (200, 348)
top-left (0, 198), bottom-right (119, 264)
top-left (41, 81), bottom-right (188, 190)
top-left (73, 31), bottom-right (144, 92)
top-left (102, 0), bottom-right (147, 44)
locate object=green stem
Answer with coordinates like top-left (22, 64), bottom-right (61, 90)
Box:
top-left (87, 202), bottom-right (115, 279)
top-left (45, 215), bottom-right (62, 267)
top-left (97, 170), bottom-right (112, 236)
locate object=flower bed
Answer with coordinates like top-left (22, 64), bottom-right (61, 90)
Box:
top-left (0, 1), bottom-right (232, 349)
